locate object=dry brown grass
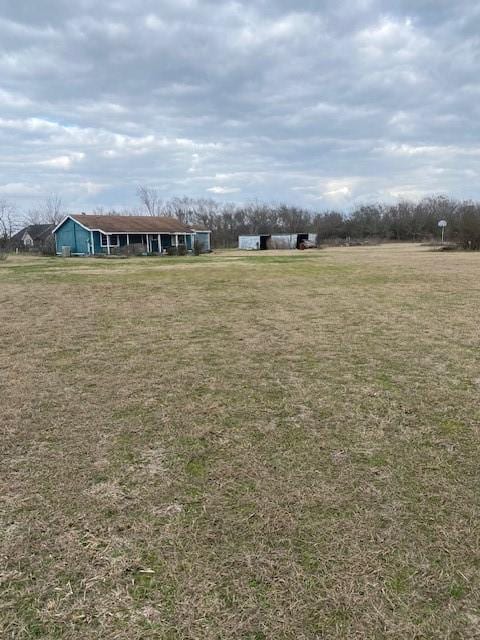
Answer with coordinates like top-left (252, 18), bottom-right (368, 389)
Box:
top-left (1, 244), bottom-right (479, 638)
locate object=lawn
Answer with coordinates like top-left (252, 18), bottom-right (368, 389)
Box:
top-left (1, 244), bottom-right (479, 639)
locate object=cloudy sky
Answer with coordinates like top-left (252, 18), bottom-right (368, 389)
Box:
top-left (1, 0), bottom-right (479, 214)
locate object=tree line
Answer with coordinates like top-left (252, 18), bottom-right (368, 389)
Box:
top-left (116, 189), bottom-right (480, 250)
top-left (2, 190), bottom-right (480, 250)
top-left (130, 190), bottom-right (480, 250)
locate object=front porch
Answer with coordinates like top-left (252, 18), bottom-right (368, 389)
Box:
top-left (93, 232), bottom-right (195, 255)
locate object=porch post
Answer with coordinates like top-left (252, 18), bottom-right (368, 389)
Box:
top-left (126, 233), bottom-right (130, 247)
top-left (157, 233), bottom-right (161, 254)
top-left (106, 234), bottom-right (111, 255)
top-left (90, 231), bottom-right (95, 255)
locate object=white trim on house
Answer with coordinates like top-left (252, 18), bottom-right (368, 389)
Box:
top-left (55, 220), bottom-right (204, 236)
top-left (99, 230), bottom-right (198, 239)
top-left (53, 216), bottom-right (210, 238)
top-left (100, 233), bottom-right (120, 247)
top-left (52, 215), bottom-right (93, 234)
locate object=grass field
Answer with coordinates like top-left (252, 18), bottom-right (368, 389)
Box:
top-left (1, 244), bottom-right (479, 639)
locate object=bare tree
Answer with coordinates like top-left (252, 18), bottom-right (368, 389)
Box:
top-left (44, 193), bottom-right (64, 224)
top-left (0, 199), bottom-right (17, 248)
top-left (24, 193), bottom-right (65, 225)
top-left (23, 208), bottom-right (44, 225)
top-left (137, 185), bottom-right (163, 216)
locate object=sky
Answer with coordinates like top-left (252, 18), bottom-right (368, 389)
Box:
top-left (1, 0), bottom-right (480, 215)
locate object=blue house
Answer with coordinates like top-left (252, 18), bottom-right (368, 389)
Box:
top-left (53, 214), bottom-right (211, 255)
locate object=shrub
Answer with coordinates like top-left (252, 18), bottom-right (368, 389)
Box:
top-left (0, 251), bottom-right (8, 261)
top-left (458, 207), bottom-right (480, 250)
top-left (40, 237), bottom-right (56, 256)
top-left (118, 244), bottom-right (146, 256)
top-left (193, 238), bottom-right (203, 256)
top-left (166, 244), bottom-right (187, 256)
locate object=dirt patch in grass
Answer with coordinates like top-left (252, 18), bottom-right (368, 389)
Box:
top-left (1, 244), bottom-right (479, 638)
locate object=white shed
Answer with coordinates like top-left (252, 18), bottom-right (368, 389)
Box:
top-left (238, 235), bottom-right (264, 250)
top-left (238, 233), bottom-right (317, 250)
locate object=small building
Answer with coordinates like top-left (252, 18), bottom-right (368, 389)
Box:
top-left (53, 214), bottom-right (211, 255)
top-left (11, 224), bottom-right (55, 250)
top-left (238, 233), bottom-right (317, 250)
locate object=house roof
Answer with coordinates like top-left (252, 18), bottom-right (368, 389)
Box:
top-left (12, 224), bottom-right (54, 243)
top-left (190, 224), bottom-right (211, 232)
top-left (70, 214), bottom-right (197, 234)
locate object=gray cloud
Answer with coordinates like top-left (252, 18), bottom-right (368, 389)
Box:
top-left (0, 0), bottom-right (479, 213)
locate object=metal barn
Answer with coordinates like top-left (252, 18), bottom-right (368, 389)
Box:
top-left (238, 233), bottom-right (316, 250)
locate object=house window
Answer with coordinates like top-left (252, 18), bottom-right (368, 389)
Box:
top-left (101, 234), bottom-right (119, 247)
